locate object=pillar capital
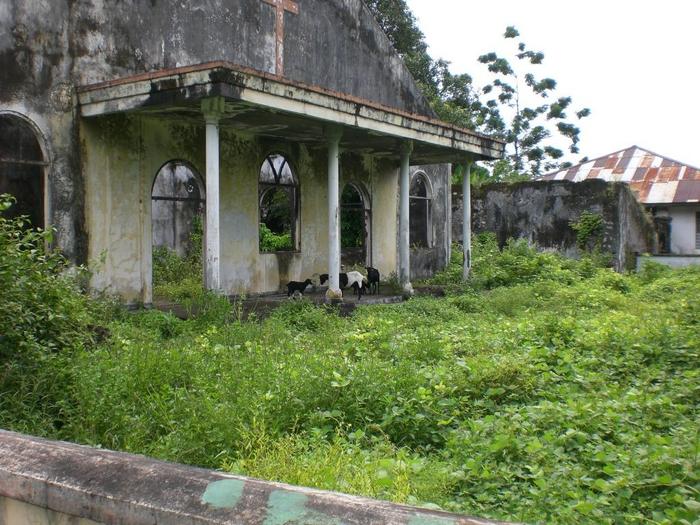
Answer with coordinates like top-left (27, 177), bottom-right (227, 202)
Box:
top-left (325, 124), bottom-right (343, 144)
top-left (201, 97), bottom-right (226, 123)
top-left (399, 140), bottom-right (413, 157)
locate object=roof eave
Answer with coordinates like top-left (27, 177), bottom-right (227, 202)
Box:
top-left (76, 62), bottom-right (505, 163)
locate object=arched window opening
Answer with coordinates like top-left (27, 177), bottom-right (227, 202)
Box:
top-left (151, 161), bottom-right (205, 271)
top-left (409, 173), bottom-right (432, 248)
top-left (0, 114), bottom-right (47, 229)
top-left (341, 183), bottom-right (370, 266)
top-left (259, 154), bottom-right (298, 252)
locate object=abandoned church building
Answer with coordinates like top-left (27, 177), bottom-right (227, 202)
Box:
top-left (0, 0), bottom-right (503, 303)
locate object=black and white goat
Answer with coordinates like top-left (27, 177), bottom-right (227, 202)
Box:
top-left (346, 270), bottom-right (368, 300)
top-left (319, 273), bottom-right (348, 289)
top-left (320, 271), bottom-right (368, 299)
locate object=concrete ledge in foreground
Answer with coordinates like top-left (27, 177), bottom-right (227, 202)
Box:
top-left (0, 429), bottom-right (516, 525)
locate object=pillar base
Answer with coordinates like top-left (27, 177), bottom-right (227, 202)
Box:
top-left (325, 288), bottom-right (343, 303)
top-left (402, 282), bottom-right (414, 298)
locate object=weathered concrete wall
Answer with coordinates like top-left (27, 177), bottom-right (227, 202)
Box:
top-left (82, 114), bottom-right (404, 303)
top-left (409, 164), bottom-right (451, 280)
top-left (0, 497), bottom-right (102, 525)
top-left (615, 182), bottom-right (656, 270)
top-left (372, 158), bottom-right (400, 278)
top-left (452, 180), bottom-right (656, 272)
top-left (0, 0), bottom-right (434, 265)
top-left (0, 430), bottom-right (512, 525)
top-left (1, 0), bottom-right (431, 115)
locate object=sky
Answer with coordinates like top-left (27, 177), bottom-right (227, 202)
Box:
top-left (404, 0), bottom-right (700, 169)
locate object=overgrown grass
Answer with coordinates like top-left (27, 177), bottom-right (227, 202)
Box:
top-left (1, 213), bottom-right (698, 524)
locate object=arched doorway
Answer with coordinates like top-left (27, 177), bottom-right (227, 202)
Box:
top-left (151, 161), bottom-right (205, 291)
top-left (409, 172), bottom-right (432, 248)
top-left (0, 113), bottom-right (47, 229)
top-left (341, 183), bottom-right (371, 267)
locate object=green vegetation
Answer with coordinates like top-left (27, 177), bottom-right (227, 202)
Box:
top-left (259, 223), bottom-right (294, 252)
top-left (153, 215), bottom-right (204, 301)
top-left (570, 211), bottom-right (605, 251)
top-left (259, 186), bottom-right (295, 252)
top-left (1, 195), bottom-right (698, 523)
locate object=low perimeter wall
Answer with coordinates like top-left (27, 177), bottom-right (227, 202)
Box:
top-left (0, 430), bottom-right (512, 525)
top-left (637, 255), bottom-right (700, 270)
top-left (452, 179), bottom-right (657, 272)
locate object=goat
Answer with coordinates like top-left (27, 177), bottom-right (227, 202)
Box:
top-left (365, 267), bottom-right (380, 295)
top-left (346, 270), bottom-right (368, 300)
top-left (286, 279), bottom-right (312, 297)
top-left (350, 280), bottom-right (368, 300)
top-left (319, 273), bottom-right (348, 289)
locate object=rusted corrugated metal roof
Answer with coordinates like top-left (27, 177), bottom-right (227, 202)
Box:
top-left (540, 146), bottom-right (700, 204)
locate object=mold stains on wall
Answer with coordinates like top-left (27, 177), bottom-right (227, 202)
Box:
top-left (454, 180), bottom-right (656, 272)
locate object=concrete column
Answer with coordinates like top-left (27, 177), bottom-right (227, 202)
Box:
top-left (201, 97), bottom-right (225, 292)
top-left (326, 126), bottom-right (343, 301)
top-left (462, 161), bottom-right (473, 280)
top-left (399, 141), bottom-right (413, 294)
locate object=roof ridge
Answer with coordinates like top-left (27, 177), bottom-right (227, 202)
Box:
top-left (539, 145), bottom-right (635, 178)
top-left (541, 145), bottom-right (700, 178)
top-left (630, 146), bottom-right (700, 171)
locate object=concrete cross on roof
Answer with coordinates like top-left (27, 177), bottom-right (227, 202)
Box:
top-left (261, 0), bottom-right (299, 76)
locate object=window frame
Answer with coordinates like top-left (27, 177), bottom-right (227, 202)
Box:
top-left (0, 111), bottom-right (50, 232)
top-left (409, 171), bottom-right (433, 249)
top-left (340, 182), bottom-right (372, 267)
top-left (258, 153), bottom-right (300, 253)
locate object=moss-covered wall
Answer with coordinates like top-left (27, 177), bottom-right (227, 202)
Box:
top-left (452, 179), bottom-right (656, 272)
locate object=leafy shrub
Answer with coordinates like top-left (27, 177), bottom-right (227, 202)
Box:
top-left (0, 195), bottom-right (94, 360)
top-left (267, 299), bottom-right (341, 332)
top-left (152, 215), bottom-right (204, 301)
top-left (259, 223), bottom-right (293, 252)
top-left (427, 233), bottom-right (593, 293)
top-left (570, 211), bottom-right (604, 250)
top-left (0, 194), bottom-right (110, 436)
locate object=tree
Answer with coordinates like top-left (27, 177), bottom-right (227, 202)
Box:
top-left (477, 27), bottom-right (591, 176)
top-left (363, 3), bottom-right (591, 179)
top-left (364, 0), bottom-right (483, 130)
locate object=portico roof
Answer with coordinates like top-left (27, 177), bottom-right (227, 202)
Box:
top-left (76, 62), bottom-right (504, 164)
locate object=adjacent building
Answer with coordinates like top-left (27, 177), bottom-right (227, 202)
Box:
top-left (542, 146), bottom-right (700, 257)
